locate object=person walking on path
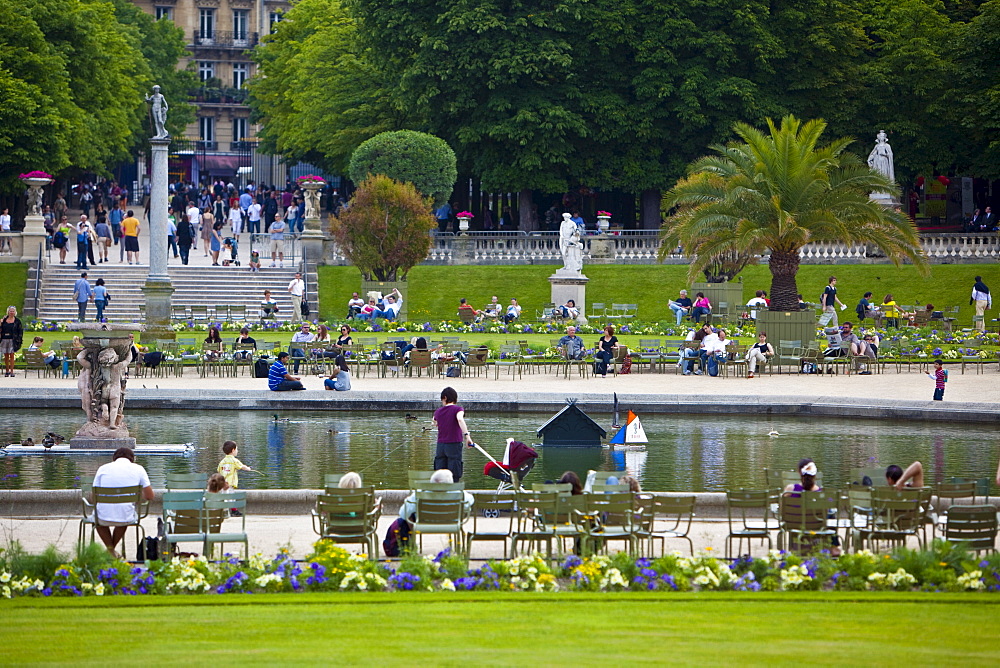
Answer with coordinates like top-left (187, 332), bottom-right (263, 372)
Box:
top-left (268, 214), bottom-right (286, 268)
top-left (75, 215), bottom-right (91, 270)
top-left (1, 305), bottom-right (23, 377)
top-left (818, 276), bottom-right (846, 327)
top-left (200, 206), bottom-right (214, 256)
top-left (288, 272), bottom-right (305, 323)
top-left (176, 211), bottom-right (194, 265)
top-left (433, 386), bottom-right (473, 482)
top-left (121, 210), bottom-right (141, 264)
top-left (108, 203), bottom-right (125, 247)
top-left (971, 276), bottom-right (991, 332)
top-left (73, 272), bottom-right (94, 322)
top-left (94, 214), bottom-right (112, 263)
top-left (93, 278), bottom-right (109, 322)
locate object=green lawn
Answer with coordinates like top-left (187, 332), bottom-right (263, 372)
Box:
top-left (2, 593), bottom-right (996, 664)
top-left (320, 264), bottom-right (1000, 327)
top-left (0, 263), bottom-right (27, 314)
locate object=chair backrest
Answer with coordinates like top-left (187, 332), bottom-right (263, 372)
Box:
top-left (161, 490), bottom-right (206, 534)
top-left (409, 349), bottom-right (433, 367)
top-left (204, 490), bottom-right (246, 511)
top-left (780, 491), bottom-right (836, 534)
top-left (92, 485), bottom-right (142, 523)
top-left (589, 303), bottom-right (606, 316)
top-left (458, 308), bottom-right (476, 324)
top-left (165, 472), bottom-right (209, 490)
top-left (465, 346), bottom-right (489, 366)
top-left (414, 491), bottom-right (466, 525)
top-left (414, 482), bottom-right (465, 493)
top-left (407, 470), bottom-right (435, 490)
top-left (726, 489), bottom-right (769, 528)
top-left (581, 491), bottom-right (635, 521)
top-left (871, 488), bottom-right (926, 530)
top-left (592, 483), bottom-right (632, 494)
top-left (944, 505), bottom-right (998, 552)
top-left (935, 481), bottom-right (978, 502)
top-left (316, 491), bottom-right (377, 535)
top-left (24, 350), bottom-right (47, 368)
top-left (533, 483), bottom-right (573, 493)
top-left (469, 494), bottom-right (516, 533)
top-left (849, 467), bottom-right (890, 487)
top-left (515, 490), bottom-right (561, 531)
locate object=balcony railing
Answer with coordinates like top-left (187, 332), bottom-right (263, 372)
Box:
top-left (190, 86), bottom-right (249, 104)
top-left (194, 140), bottom-right (218, 151)
top-left (192, 30), bottom-right (259, 49)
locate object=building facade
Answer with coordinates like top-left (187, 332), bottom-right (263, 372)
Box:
top-left (133, 0), bottom-right (289, 186)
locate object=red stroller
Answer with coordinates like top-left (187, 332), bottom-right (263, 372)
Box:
top-left (476, 438), bottom-right (538, 492)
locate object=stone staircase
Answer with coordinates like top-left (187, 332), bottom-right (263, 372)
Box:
top-left (37, 263), bottom-right (319, 323)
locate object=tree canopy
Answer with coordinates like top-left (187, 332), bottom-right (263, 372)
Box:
top-left (248, 0), bottom-right (1000, 193)
top-left (660, 115), bottom-right (928, 310)
top-left (0, 0), bottom-right (192, 188)
top-left (348, 131), bottom-right (457, 207)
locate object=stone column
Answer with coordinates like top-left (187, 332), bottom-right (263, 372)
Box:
top-left (549, 270), bottom-right (590, 326)
top-left (19, 177), bottom-right (52, 264)
top-left (298, 180), bottom-right (325, 265)
top-left (142, 138), bottom-right (174, 342)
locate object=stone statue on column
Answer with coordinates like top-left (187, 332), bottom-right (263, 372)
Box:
top-left (145, 85), bottom-right (169, 139)
top-left (867, 130), bottom-right (894, 183)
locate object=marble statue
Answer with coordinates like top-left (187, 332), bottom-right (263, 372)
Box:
top-left (303, 186), bottom-right (321, 220)
top-left (73, 334), bottom-right (134, 442)
top-left (867, 130), bottom-right (894, 182)
top-left (26, 185), bottom-right (44, 216)
top-left (145, 85), bottom-right (169, 139)
top-left (559, 212), bottom-right (583, 274)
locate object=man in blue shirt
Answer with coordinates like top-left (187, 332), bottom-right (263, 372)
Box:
top-left (435, 202), bottom-right (451, 234)
top-left (558, 326), bottom-right (586, 360)
top-left (108, 206), bottom-right (125, 246)
top-left (268, 352), bottom-right (305, 391)
top-left (73, 272), bottom-right (94, 322)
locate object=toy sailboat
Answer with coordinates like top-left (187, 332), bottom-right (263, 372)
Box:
top-left (609, 410), bottom-right (647, 447)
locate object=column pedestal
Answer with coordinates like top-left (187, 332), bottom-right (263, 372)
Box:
top-left (19, 215), bottom-right (48, 264)
top-left (549, 271), bottom-right (589, 326)
top-left (299, 181), bottom-right (325, 264)
top-left (143, 137), bottom-right (174, 343)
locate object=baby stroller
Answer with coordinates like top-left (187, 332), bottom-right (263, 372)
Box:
top-left (476, 438), bottom-right (538, 492)
top-left (221, 237), bottom-right (241, 266)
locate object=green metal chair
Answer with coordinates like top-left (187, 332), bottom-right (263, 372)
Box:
top-left (310, 488), bottom-right (381, 558)
top-left (410, 490), bottom-right (469, 556)
top-left (573, 491), bottom-right (639, 556)
top-left (165, 472), bottom-right (209, 490)
top-left (634, 494), bottom-right (695, 557)
top-left (465, 494), bottom-right (516, 559)
top-left (778, 490), bottom-right (840, 555)
top-left (725, 489), bottom-right (774, 559)
top-left (943, 505), bottom-right (998, 555)
top-left (160, 490), bottom-right (212, 559)
top-left (203, 490), bottom-right (248, 560)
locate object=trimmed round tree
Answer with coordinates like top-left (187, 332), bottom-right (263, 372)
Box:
top-left (659, 115), bottom-right (928, 310)
top-left (331, 174), bottom-right (436, 281)
top-left (348, 130), bottom-right (457, 207)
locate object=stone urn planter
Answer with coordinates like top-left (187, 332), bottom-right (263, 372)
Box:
top-left (597, 216), bottom-right (611, 233)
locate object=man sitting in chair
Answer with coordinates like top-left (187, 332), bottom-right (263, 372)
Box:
top-left (371, 288), bottom-right (402, 321)
top-left (458, 298), bottom-right (481, 322)
top-left (92, 447), bottom-right (155, 558)
top-left (504, 299), bottom-right (522, 324)
top-left (482, 296), bottom-right (502, 321)
top-left (260, 289), bottom-right (278, 320)
top-left (558, 326), bottom-right (586, 360)
top-left (886, 461), bottom-right (924, 489)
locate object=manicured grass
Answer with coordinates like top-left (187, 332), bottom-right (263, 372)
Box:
top-left (0, 263), bottom-right (27, 314)
top-left (320, 264), bottom-right (1000, 327)
top-left (3, 593), bottom-right (996, 664)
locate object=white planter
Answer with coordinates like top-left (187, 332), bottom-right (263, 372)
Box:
top-left (458, 217), bottom-right (471, 232)
top-left (597, 216), bottom-right (611, 232)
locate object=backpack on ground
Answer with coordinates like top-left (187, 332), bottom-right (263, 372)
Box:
top-left (254, 358), bottom-right (270, 378)
top-left (619, 356), bottom-right (632, 374)
top-left (383, 517), bottom-right (411, 557)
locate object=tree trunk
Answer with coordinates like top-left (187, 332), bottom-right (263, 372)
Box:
top-left (518, 189), bottom-right (535, 231)
top-left (640, 189), bottom-right (662, 229)
top-left (768, 248), bottom-right (801, 311)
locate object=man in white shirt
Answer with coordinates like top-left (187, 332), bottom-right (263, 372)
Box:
top-left (247, 200), bottom-right (263, 236)
top-left (702, 328), bottom-right (731, 377)
top-left (228, 204), bottom-right (244, 240)
top-left (482, 295), bottom-right (501, 320)
top-left (92, 448), bottom-right (154, 557)
top-left (504, 298), bottom-right (522, 323)
top-left (289, 322), bottom-right (315, 373)
top-left (746, 290), bottom-right (768, 320)
top-left (346, 292), bottom-right (365, 319)
top-left (185, 202), bottom-right (201, 249)
top-left (287, 272), bottom-right (306, 323)
top-left (372, 287), bottom-right (402, 320)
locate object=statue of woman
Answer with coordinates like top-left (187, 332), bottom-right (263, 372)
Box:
top-left (867, 130), bottom-right (894, 182)
top-left (303, 187), bottom-right (321, 220)
top-left (559, 212), bottom-right (583, 273)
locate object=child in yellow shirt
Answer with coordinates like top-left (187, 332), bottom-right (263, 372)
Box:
top-left (217, 440), bottom-right (253, 489)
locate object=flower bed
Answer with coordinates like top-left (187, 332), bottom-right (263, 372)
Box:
top-left (2, 540), bottom-right (997, 599)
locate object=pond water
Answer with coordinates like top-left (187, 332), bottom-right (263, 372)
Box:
top-left (0, 409), bottom-right (996, 492)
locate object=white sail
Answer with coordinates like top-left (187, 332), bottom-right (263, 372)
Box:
top-left (626, 418), bottom-right (648, 444)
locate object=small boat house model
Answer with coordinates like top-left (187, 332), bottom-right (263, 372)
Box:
top-left (536, 400), bottom-right (607, 447)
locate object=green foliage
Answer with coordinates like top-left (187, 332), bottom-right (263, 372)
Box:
top-left (348, 131), bottom-right (457, 207)
top-left (956, 0), bottom-right (1000, 178)
top-left (249, 0), bottom-right (412, 174)
top-left (331, 174), bottom-right (437, 281)
top-left (0, 0), bottom-right (154, 186)
top-left (661, 115), bottom-right (928, 310)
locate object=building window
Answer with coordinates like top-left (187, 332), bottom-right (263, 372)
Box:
top-left (199, 117), bottom-right (215, 143)
top-left (198, 61), bottom-right (215, 82)
top-left (233, 9), bottom-right (249, 44)
top-left (269, 11), bottom-right (283, 33)
top-left (233, 63), bottom-right (249, 89)
top-left (233, 117), bottom-right (248, 143)
top-left (154, 6), bottom-right (172, 20)
top-left (199, 8), bottom-right (215, 41)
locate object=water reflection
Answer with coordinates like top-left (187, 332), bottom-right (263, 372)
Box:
top-left (0, 409), bottom-right (997, 492)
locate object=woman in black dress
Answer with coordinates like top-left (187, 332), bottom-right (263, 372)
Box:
top-left (594, 324), bottom-right (619, 378)
top-left (1, 305), bottom-right (24, 377)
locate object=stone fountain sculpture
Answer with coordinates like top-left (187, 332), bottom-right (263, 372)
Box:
top-left (69, 323), bottom-right (143, 449)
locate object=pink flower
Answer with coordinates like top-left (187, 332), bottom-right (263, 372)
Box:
top-left (19, 171), bottom-right (53, 180)
top-left (597, 210), bottom-right (612, 217)
top-left (456, 211), bottom-right (474, 218)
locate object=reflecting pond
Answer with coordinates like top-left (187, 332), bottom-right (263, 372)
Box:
top-left (1, 409), bottom-right (997, 492)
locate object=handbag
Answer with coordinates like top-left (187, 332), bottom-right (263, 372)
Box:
top-left (301, 298), bottom-right (310, 317)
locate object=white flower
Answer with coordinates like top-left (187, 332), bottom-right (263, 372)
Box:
top-left (2, 585), bottom-right (10, 599)
top-left (957, 571), bottom-right (985, 591)
top-left (81, 583), bottom-right (93, 591)
top-left (95, 582), bottom-right (105, 596)
top-left (0, 572), bottom-right (10, 584)
top-left (33, 579), bottom-right (44, 590)
top-left (440, 578), bottom-right (455, 591)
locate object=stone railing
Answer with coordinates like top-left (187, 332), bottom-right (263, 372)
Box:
top-left (321, 231), bottom-right (1000, 266)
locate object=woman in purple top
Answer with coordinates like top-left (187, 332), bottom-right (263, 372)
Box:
top-left (783, 458), bottom-right (820, 496)
top-left (433, 386), bottom-right (472, 482)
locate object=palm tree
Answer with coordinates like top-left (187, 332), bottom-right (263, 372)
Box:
top-left (659, 115), bottom-right (928, 310)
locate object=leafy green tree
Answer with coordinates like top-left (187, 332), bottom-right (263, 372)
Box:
top-left (0, 0), bottom-right (150, 187)
top-left (348, 131), bottom-right (456, 206)
top-left (331, 174), bottom-right (436, 281)
top-left (956, 0), bottom-right (1000, 178)
top-left (249, 0), bottom-right (411, 174)
top-left (660, 115), bottom-right (928, 310)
